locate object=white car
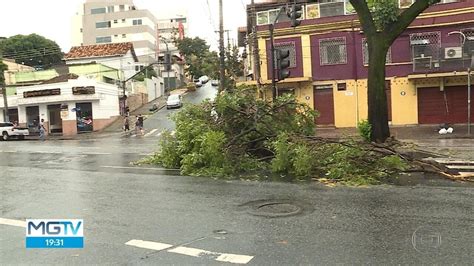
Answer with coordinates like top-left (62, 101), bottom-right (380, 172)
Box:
top-left (0, 122), bottom-right (29, 140)
top-left (166, 94), bottom-right (183, 109)
top-left (195, 80), bottom-right (203, 87)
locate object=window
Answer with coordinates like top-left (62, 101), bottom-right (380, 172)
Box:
top-left (122, 34), bottom-right (126, 38)
top-left (95, 21), bottom-right (111, 29)
top-left (91, 7), bottom-right (106, 14)
top-left (119, 5), bottom-right (125, 11)
top-left (122, 19), bottom-right (126, 23)
top-left (114, 34), bottom-right (118, 37)
top-left (462, 28), bottom-right (474, 56)
top-left (274, 42), bottom-right (297, 69)
top-left (410, 32), bottom-right (441, 59)
top-left (256, 9), bottom-right (280, 25)
top-left (96, 36), bottom-right (112, 43)
top-left (113, 20), bottom-right (118, 23)
top-left (80, 28), bottom-right (83, 33)
top-left (362, 39), bottom-right (392, 65)
top-left (107, 6), bottom-right (114, 13)
top-left (133, 19), bottom-right (142, 25)
top-left (319, 37), bottom-right (347, 65)
top-left (337, 83), bottom-right (346, 91)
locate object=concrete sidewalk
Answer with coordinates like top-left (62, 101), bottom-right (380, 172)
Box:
top-left (316, 124), bottom-right (474, 160)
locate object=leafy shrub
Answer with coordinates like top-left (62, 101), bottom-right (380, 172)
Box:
top-left (357, 119), bottom-right (372, 142)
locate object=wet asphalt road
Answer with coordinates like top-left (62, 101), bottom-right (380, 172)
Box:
top-left (1, 84), bottom-right (474, 264)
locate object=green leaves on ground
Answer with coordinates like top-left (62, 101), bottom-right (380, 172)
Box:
top-left (146, 86), bottom-right (408, 185)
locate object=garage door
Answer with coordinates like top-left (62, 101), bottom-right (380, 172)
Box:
top-left (418, 86), bottom-right (473, 124)
top-left (314, 87), bottom-right (335, 125)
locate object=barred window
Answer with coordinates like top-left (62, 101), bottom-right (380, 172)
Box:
top-left (273, 42), bottom-right (297, 69)
top-left (362, 39), bottom-right (392, 65)
top-left (319, 37), bottom-right (347, 65)
top-left (462, 28), bottom-right (474, 56)
top-left (410, 32), bottom-right (441, 60)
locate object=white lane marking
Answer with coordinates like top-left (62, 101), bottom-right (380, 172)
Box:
top-left (155, 132), bottom-right (163, 137)
top-left (101, 165), bottom-right (180, 171)
top-left (0, 218), bottom-right (26, 228)
top-left (446, 165), bottom-right (474, 170)
top-left (145, 129), bottom-right (158, 137)
top-left (126, 239), bottom-right (253, 264)
top-left (125, 239), bottom-right (172, 251)
top-left (216, 253), bottom-right (255, 264)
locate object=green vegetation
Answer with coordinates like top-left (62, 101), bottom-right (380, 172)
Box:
top-left (357, 119), bottom-right (372, 142)
top-left (142, 87), bottom-right (409, 185)
top-left (0, 34), bottom-right (63, 68)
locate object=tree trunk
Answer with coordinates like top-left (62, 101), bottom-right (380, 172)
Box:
top-left (367, 38), bottom-right (390, 143)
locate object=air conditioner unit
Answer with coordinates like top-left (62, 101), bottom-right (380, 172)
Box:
top-left (444, 47), bottom-right (462, 59)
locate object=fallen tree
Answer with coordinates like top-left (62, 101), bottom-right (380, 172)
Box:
top-left (142, 87), bottom-right (472, 184)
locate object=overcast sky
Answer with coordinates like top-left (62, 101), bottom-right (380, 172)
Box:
top-left (0, 0), bottom-right (250, 52)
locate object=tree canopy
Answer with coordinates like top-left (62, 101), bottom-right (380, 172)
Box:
top-left (0, 34), bottom-right (63, 68)
top-left (175, 37), bottom-right (243, 86)
top-left (349, 0), bottom-right (440, 142)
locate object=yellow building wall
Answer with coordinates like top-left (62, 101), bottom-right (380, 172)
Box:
top-left (391, 78), bottom-right (418, 125)
top-left (301, 35), bottom-right (312, 78)
top-left (258, 38), bottom-right (268, 81)
top-left (295, 82), bottom-right (313, 109)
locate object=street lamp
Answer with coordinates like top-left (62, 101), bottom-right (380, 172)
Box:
top-left (448, 31), bottom-right (471, 135)
top-left (160, 37), bottom-right (171, 92)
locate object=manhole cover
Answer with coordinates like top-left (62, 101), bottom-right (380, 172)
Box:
top-left (244, 200), bottom-right (304, 218)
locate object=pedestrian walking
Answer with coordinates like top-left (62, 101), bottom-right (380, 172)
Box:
top-left (123, 115), bottom-right (130, 132)
top-left (38, 119), bottom-right (46, 141)
top-left (137, 114), bottom-right (144, 135)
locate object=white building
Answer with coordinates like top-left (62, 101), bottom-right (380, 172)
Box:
top-left (64, 42), bottom-right (139, 82)
top-left (71, 0), bottom-right (158, 65)
top-left (12, 75), bottom-right (120, 136)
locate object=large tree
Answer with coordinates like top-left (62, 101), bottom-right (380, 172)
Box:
top-left (349, 0), bottom-right (440, 142)
top-left (0, 34), bottom-right (63, 68)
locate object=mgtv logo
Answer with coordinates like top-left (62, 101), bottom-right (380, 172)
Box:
top-left (26, 219), bottom-right (84, 248)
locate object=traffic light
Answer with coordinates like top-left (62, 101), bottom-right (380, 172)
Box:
top-left (288, 3), bottom-right (303, 27)
top-left (276, 48), bottom-right (291, 81)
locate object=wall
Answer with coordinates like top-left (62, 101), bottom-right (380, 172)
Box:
top-left (127, 93), bottom-right (148, 112)
top-left (266, 36), bottom-right (304, 80)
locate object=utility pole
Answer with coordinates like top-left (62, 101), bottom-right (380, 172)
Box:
top-left (1, 85), bottom-right (7, 122)
top-left (218, 0), bottom-right (225, 92)
top-left (0, 59), bottom-right (9, 122)
top-left (250, 0), bottom-right (261, 87)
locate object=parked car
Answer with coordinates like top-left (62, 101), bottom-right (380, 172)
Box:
top-left (211, 80), bottom-right (219, 86)
top-left (0, 122), bottom-right (29, 140)
top-left (199, 75), bottom-right (209, 83)
top-left (166, 94), bottom-right (183, 109)
top-left (195, 80), bottom-right (203, 87)
top-left (193, 78), bottom-right (200, 83)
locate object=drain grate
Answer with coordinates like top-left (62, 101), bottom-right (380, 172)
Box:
top-left (242, 200), bottom-right (307, 218)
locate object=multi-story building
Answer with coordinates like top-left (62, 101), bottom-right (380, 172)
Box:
top-left (71, 0), bottom-right (158, 65)
top-left (157, 16), bottom-right (188, 88)
top-left (246, 0), bottom-right (473, 127)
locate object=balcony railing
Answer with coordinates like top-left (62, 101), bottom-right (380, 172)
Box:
top-left (412, 43), bottom-right (474, 73)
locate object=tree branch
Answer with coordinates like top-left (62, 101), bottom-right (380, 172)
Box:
top-left (385, 0), bottom-right (440, 43)
top-left (349, 0), bottom-right (377, 35)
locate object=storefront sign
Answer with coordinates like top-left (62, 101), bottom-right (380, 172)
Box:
top-left (72, 86), bottom-right (95, 95)
top-left (23, 89), bottom-right (61, 98)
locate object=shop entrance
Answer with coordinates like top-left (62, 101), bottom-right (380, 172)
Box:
top-left (47, 104), bottom-right (63, 134)
top-left (76, 102), bottom-right (93, 132)
top-left (26, 106), bottom-right (40, 133)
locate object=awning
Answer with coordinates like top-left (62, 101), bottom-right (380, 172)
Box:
top-left (407, 71), bottom-right (471, 80)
